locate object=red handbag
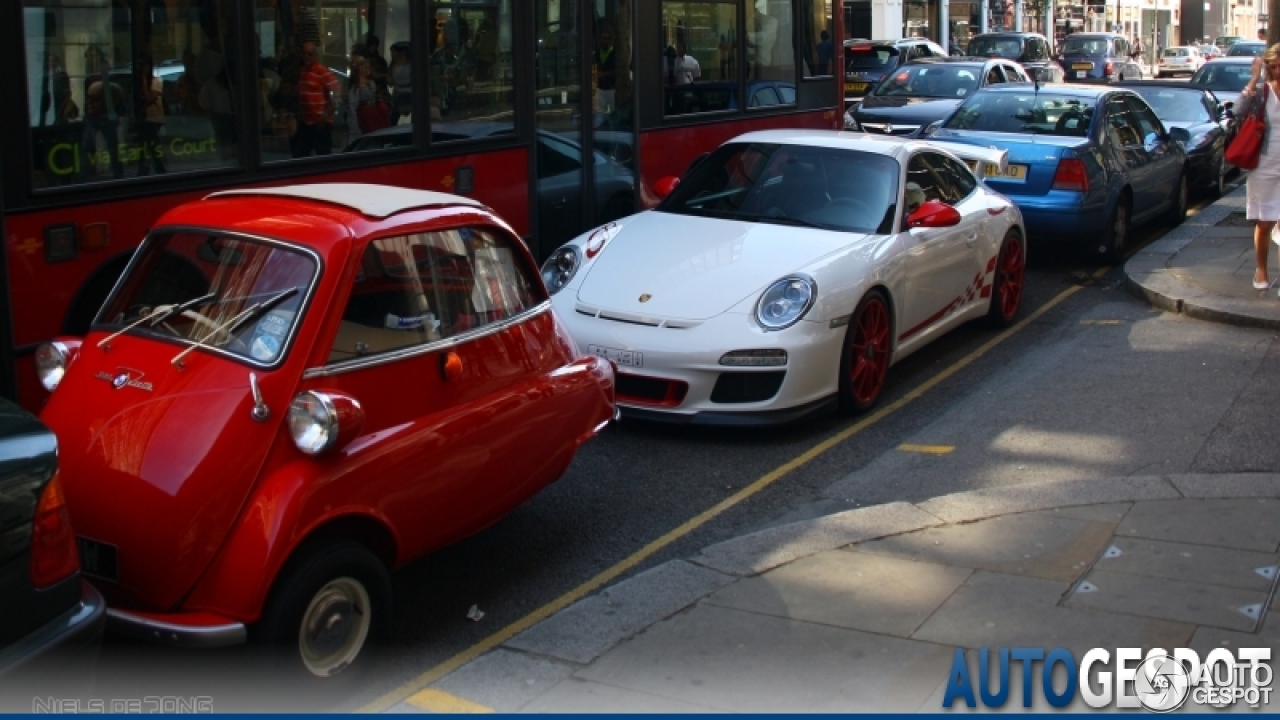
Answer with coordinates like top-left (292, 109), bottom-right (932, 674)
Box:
top-left (1226, 84), bottom-right (1268, 170)
top-left (356, 99), bottom-right (391, 133)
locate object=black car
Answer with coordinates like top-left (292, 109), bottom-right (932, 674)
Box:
top-left (844, 37), bottom-right (950, 105)
top-left (0, 396), bottom-right (104, 687)
top-left (850, 57), bottom-right (1032, 136)
top-left (1190, 57), bottom-right (1255, 119)
top-left (967, 32), bottom-right (1065, 82)
top-left (1115, 81), bottom-right (1234, 196)
top-left (1058, 32), bottom-right (1145, 83)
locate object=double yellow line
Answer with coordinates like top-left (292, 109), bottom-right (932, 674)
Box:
top-left (362, 266), bottom-right (1108, 713)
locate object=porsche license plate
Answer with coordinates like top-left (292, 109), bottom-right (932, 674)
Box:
top-left (588, 344), bottom-right (643, 367)
top-left (1071, 63), bottom-right (1093, 70)
top-left (845, 81), bottom-right (868, 94)
top-left (966, 161), bottom-right (1028, 183)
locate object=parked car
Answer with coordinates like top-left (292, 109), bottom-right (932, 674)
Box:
top-left (1215, 35), bottom-right (1244, 50)
top-left (966, 32), bottom-right (1066, 82)
top-left (1116, 81), bottom-right (1234, 196)
top-left (0, 396), bottom-right (105, 680)
top-left (664, 80), bottom-right (796, 115)
top-left (1058, 32), bottom-right (1145, 82)
top-left (34, 184), bottom-right (616, 677)
top-left (1157, 46), bottom-right (1205, 77)
top-left (1190, 57), bottom-right (1256, 115)
top-left (844, 37), bottom-right (950, 104)
top-left (541, 130), bottom-right (1026, 424)
top-left (347, 123), bottom-right (636, 257)
top-left (1199, 44), bottom-right (1225, 59)
top-left (927, 85), bottom-right (1190, 260)
top-left (850, 57), bottom-right (1031, 136)
top-left (1227, 40), bottom-right (1266, 57)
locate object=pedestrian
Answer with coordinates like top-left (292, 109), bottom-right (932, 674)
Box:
top-left (133, 52), bottom-right (167, 175)
top-left (292, 40), bottom-right (339, 158)
top-left (389, 42), bottom-right (412, 125)
top-left (346, 56), bottom-right (388, 142)
top-left (673, 44), bottom-right (700, 84)
top-left (815, 30), bottom-right (833, 74)
top-left (1241, 44), bottom-right (1280, 291)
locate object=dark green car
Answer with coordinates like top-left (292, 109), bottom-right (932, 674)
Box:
top-left (0, 396), bottom-right (104, 690)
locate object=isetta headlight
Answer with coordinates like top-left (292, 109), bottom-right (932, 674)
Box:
top-left (34, 341), bottom-right (74, 392)
top-left (287, 391), bottom-right (364, 455)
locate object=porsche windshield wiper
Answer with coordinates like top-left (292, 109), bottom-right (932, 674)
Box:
top-left (755, 214), bottom-right (834, 231)
top-left (171, 287), bottom-right (299, 367)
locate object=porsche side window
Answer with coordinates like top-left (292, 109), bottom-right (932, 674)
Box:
top-left (904, 153), bottom-right (950, 212)
top-left (329, 228), bottom-right (542, 363)
top-left (936, 155), bottom-right (978, 199)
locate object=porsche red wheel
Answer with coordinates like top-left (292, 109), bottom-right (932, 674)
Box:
top-left (987, 230), bottom-right (1025, 328)
top-left (839, 290), bottom-right (891, 413)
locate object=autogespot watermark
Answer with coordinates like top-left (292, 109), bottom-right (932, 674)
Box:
top-left (943, 646), bottom-right (1273, 711)
top-left (32, 697), bottom-right (213, 714)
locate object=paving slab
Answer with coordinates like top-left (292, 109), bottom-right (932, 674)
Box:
top-left (1117, 499), bottom-right (1280, 553)
top-left (691, 501), bottom-right (942, 577)
top-left (1092, 537), bottom-right (1278, 591)
top-left (575, 604), bottom-right (954, 713)
top-left (504, 560), bottom-right (735, 665)
top-left (522, 677), bottom-right (723, 713)
top-left (1031, 502), bottom-right (1134, 524)
top-left (1065, 568), bottom-right (1268, 632)
top-left (702, 550), bottom-right (971, 638)
top-left (916, 477), bottom-right (1180, 524)
top-left (912, 571), bottom-right (1195, 657)
top-left (1172, 473), bottom-right (1280, 499)
top-left (428, 649), bottom-right (575, 713)
top-left (1187, 615), bottom-right (1280, 661)
top-left (855, 512), bottom-right (1117, 582)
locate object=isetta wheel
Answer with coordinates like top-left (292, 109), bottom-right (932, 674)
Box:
top-left (254, 538), bottom-right (391, 678)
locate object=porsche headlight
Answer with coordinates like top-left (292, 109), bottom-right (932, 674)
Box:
top-left (34, 341), bottom-right (70, 392)
top-left (540, 246), bottom-right (581, 295)
top-left (288, 391), bottom-right (339, 455)
top-left (755, 276), bottom-right (816, 331)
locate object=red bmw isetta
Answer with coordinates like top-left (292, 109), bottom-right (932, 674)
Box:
top-left (34, 184), bottom-right (615, 676)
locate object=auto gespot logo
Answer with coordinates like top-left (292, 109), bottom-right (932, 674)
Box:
top-left (943, 646), bottom-right (1273, 711)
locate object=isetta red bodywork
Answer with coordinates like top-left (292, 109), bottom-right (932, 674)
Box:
top-left (36, 185), bottom-right (615, 676)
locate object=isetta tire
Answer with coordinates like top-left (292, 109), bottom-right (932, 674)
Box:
top-left (254, 538), bottom-right (392, 678)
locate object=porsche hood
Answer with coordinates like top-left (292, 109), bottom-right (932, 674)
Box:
top-left (575, 211), bottom-right (869, 320)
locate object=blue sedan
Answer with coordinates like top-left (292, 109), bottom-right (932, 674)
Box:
top-left (926, 85), bottom-right (1190, 260)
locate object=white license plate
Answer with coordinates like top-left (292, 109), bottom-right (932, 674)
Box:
top-left (1076, 70), bottom-right (1087, 78)
top-left (588, 344), bottom-right (643, 367)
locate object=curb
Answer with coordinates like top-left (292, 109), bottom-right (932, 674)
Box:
top-left (417, 473), bottom-right (1280, 711)
top-left (1123, 185), bottom-right (1280, 330)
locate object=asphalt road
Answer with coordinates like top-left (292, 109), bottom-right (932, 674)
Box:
top-left (12, 176), bottom-right (1269, 712)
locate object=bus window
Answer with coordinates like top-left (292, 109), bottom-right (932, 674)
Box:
top-left (799, 0), bottom-right (834, 77)
top-left (748, 0), bottom-right (795, 83)
top-left (23, 0), bottom-right (240, 189)
top-left (428, 2), bottom-right (516, 142)
top-left (256, 0), bottom-right (411, 160)
top-left (661, 2), bottom-right (738, 116)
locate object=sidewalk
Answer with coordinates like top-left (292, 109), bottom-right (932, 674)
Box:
top-left (381, 475), bottom-right (1280, 713)
top-left (1125, 184), bottom-right (1280, 330)
top-left (368, 189), bottom-right (1280, 714)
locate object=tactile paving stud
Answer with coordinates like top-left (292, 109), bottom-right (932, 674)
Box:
top-left (1076, 581), bottom-right (1098, 594)
top-left (1237, 604), bottom-right (1263, 620)
top-left (1103, 545), bottom-right (1123, 559)
top-left (1255, 566), bottom-right (1278, 581)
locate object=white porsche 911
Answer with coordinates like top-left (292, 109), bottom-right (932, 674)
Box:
top-left (541, 130), bottom-right (1025, 425)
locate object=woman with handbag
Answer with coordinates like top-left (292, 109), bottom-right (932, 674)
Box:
top-left (346, 56), bottom-right (389, 142)
top-left (1238, 45), bottom-right (1280, 291)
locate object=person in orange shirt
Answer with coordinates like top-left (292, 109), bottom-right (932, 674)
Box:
top-left (291, 40), bottom-right (340, 157)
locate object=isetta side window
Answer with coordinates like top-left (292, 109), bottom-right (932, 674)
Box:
top-left (97, 232), bottom-right (318, 365)
top-left (328, 227), bottom-right (543, 364)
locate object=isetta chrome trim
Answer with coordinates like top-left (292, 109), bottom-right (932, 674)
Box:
top-left (304, 300), bottom-right (555, 378)
top-left (105, 608), bottom-right (247, 648)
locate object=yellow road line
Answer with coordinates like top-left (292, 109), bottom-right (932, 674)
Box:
top-left (898, 444), bottom-right (956, 454)
top-left (1080, 319), bottom-right (1123, 325)
top-left (404, 689), bottom-right (493, 713)
top-left (360, 265), bottom-right (1110, 713)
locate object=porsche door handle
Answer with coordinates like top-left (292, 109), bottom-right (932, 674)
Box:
top-left (965, 232), bottom-right (978, 247)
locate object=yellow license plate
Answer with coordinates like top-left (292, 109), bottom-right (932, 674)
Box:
top-left (1071, 62), bottom-right (1093, 70)
top-left (966, 161), bottom-right (1029, 182)
top-left (845, 82), bottom-right (868, 94)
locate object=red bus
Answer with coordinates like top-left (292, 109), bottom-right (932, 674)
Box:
top-left (1, 0), bottom-right (842, 409)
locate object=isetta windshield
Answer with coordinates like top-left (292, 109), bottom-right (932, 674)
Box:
top-left (96, 232), bottom-right (318, 366)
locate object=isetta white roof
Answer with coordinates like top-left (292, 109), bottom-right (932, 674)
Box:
top-left (208, 183), bottom-right (485, 219)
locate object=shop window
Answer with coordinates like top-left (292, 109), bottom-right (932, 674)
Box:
top-left (661, 2), bottom-right (738, 116)
top-left (23, 0), bottom-right (241, 189)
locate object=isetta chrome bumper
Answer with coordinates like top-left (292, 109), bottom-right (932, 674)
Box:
top-left (106, 608), bottom-right (247, 648)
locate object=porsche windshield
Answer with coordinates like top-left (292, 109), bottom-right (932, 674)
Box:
top-left (944, 92), bottom-right (1098, 136)
top-left (96, 232), bottom-right (317, 366)
top-left (659, 143), bottom-right (900, 234)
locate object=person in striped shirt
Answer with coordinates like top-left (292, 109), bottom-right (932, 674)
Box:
top-left (291, 40), bottom-right (340, 157)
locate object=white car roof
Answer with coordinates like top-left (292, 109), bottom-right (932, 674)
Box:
top-left (208, 183), bottom-right (485, 218)
top-left (725, 129), bottom-right (1009, 174)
